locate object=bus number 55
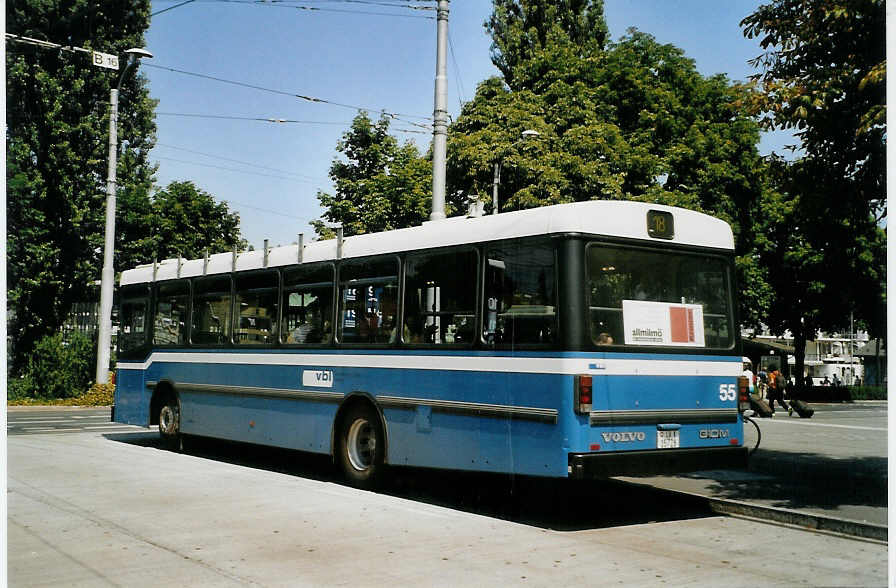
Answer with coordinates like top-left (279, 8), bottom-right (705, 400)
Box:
top-left (719, 384), bottom-right (736, 401)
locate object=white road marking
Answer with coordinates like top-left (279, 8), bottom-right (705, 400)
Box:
top-left (761, 419), bottom-right (886, 432)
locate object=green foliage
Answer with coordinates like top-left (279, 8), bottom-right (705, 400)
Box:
top-left (9, 332), bottom-right (97, 401)
top-left (7, 0), bottom-right (156, 373)
top-left (742, 0), bottom-right (885, 205)
top-left (849, 386), bottom-right (887, 401)
top-left (313, 113), bottom-right (433, 237)
top-left (740, 0), bottom-right (886, 345)
top-left (7, 375), bottom-right (34, 402)
top-left (450, 26), bottom-right (765, 248)
top-left (8, 378), bottom-right (115, 406)
top-left (487, 0), bottom-right (608, 90)
top-left (134, 180), bottom-right (247, 264)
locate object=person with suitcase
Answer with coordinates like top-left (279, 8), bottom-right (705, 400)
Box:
top-left (766, 364), bottom-right (792, 416)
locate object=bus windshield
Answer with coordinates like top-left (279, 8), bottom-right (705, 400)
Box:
top-left (587, 244), bottom-right (734, 349)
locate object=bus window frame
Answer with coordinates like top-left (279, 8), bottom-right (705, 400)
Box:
top-left (152, 279), bottom-right (191, 348)
top-left (336, 255), bottom-right (401, 347)
top-left (583, 239), bottom-right (738, 353)
top-left (280, 262), bottom-right (336, 347)
top-left (479, 237), bottom-right (560, 350)
top-left (400, 245), bottom-right (480, 349)
top-left (190, 274), bottom-right (235, 347)
top-left (118, 283), bottom-right (151, 358)
top-left (233, 269), bottom-right (281, 347)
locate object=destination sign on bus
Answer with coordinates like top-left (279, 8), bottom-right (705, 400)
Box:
top-left (647, 210), bottom-right (674, 239)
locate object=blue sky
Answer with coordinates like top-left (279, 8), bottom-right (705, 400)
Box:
top-left (142, 0), bottom-right (790, 250)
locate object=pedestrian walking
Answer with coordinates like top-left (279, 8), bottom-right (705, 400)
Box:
top-left (757, 367), bottom-right (769, 400)
top-left (742, 357), bottom-right (755, 395)
top-left (766, 363), bottom-right (792, 416)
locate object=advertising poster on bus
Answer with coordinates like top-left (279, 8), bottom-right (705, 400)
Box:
top-left (622, 300), bottom-right (705, 347)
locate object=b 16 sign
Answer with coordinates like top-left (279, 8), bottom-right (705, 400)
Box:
top-left (92, 51), bottom-right (120, 70)
top-left (622, 300), bottom-right (705, 347)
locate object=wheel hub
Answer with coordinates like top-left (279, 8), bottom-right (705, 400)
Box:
top-left (159, 405), bottom-right (179, 435)
top-left (346, 418), bottom-right (375, 472)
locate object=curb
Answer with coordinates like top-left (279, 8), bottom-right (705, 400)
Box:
top-left (650, 485), bottom-right (888, 543)
top-left (706, 495), bottom-right (887, 543)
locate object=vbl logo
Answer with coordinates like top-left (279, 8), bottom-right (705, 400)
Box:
top-left (302, 370), bottom-right (334, 388)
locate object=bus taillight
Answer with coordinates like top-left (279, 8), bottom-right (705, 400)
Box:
top-left (737, 376), bottom-right (751, 412)
top-left (575, 375), bottom-right (593, 415)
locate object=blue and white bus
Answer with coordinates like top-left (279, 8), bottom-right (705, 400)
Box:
top-left (114, 201), bottom-right (750, 486)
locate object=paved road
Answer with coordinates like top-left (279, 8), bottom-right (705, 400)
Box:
top-left (621, 401), bottom-right (888, 528)
top-left (9, 404), bottom-right (887, 528)
top-left (7, 406), bottom-right (142, 436)
top-left (8, 419), bottom-right (887, 587)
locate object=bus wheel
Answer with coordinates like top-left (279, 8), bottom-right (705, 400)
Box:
top-left (158, 395), bottom-right (182, 451)
top-left (337, 404), bottom-right (385, 488)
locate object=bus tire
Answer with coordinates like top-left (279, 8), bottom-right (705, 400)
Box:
top-left (158, 393), bottom-right (183, 452)
top-left (337, 403), bottom-right (385, 488)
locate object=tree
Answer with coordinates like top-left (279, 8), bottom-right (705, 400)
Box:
top-left (741, 0), bottom-right (885, 217)
top-left (740, 0), bottom-right (887, 381)
top-left (449, 27), bottom-right (765, 248)
top-left (312, 113), bottom-right (432, 237)
top-left (486, 0), bottom-right (608, 90)
top-left (132, 181), bottom-right (247, 265)
top-left (7, 0), bottom-right (156, 373)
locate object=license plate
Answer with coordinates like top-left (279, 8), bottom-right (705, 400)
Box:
top-left (657, 430), bottom-right (680, 449)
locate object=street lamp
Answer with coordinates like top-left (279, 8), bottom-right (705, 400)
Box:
top-left (492, 129), bottom-right (540, 215)
top-left (95, 47), bottom-right (153, 385)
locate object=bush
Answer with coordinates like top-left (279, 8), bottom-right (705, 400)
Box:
top-left (57, 381), bottom-right (115, 406)
top-left (10, 331), bottom-right (97, 401)
top-left (7, 374), bottom-right (34, 402)
top-left (849, 386), bottom-right (888, 401)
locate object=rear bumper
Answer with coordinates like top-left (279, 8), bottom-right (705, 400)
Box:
top-left (568, 446), bottom-right (748, 479)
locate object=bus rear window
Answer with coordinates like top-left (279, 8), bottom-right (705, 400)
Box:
top-left (586, 245), bottom-right (733, 349)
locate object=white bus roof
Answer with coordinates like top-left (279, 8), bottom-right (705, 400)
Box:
top-left (120, 200), bottom-right (734, 286)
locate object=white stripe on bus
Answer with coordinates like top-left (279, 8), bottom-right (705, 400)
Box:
top-left (117, 352), bottom-right (741, 377)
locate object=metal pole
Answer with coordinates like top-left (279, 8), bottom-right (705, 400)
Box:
top-left (95, 87), bottom-right (118, 384)
top-left (492, 161), bottom-right (501, 215)
top-left (429, 0), bottom-right (449, 221)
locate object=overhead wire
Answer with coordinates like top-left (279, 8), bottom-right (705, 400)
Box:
top-left (447, 31), bottom-right (466, 108)
top-left (154, 142), bottom-right (328, 182)
top-left (153, 0), bottom-right (435, 19)
top-left (151, 0), bottom-right (197, 17)
top-left (156, 112), bottom-right (349, 125)
top-left (155, 155), bottom-right (321, 184)
top-left (155, 112), bottom-right (430, 135)
top-left (219, 199), bottom-right (311, 222)
top-left (143, 62), bottom-right (434, 130)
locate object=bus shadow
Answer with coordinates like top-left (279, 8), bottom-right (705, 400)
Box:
top-left (382, 467), bottom-right (715, 531)
top-left (696, 450), bottom-right (887, 511)
top-left (104, 432), bottom-right (715, 531)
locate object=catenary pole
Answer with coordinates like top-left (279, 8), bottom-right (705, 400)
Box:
top-left (95, 49), bottom-right (152, 384)
top-left (95, 87), bottom-right (119, 385)
top-left (430, 0), bottom-right (449, 221)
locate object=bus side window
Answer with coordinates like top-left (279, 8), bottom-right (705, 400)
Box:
top-left (281, 264), bottom-right (335, 345)
top-left (153, 280), bottom-right (189, 346)
top-left (404, 249), bottom-right (477, 345)
top-left (191, 276), bottom-right (232, 345)
top-left (119, 285), bottom-right (150, 354)
top-left (234, 272), bottom-right (279, 345)
top-left (339, 257), bottom-right (399, 344)
top-left (482, 241), bottom-right (557, 346)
